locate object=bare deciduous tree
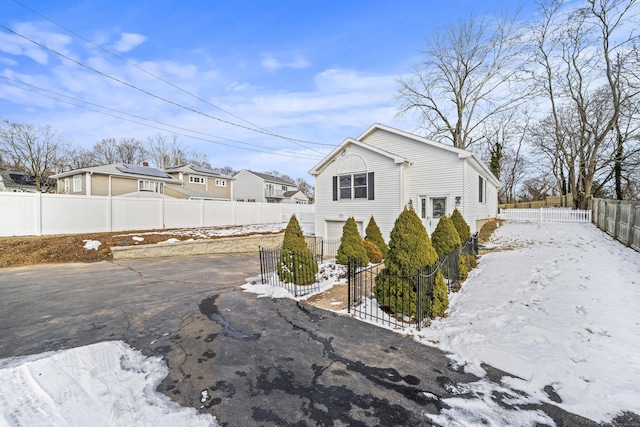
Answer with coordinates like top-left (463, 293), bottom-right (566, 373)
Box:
top-left (145, 134), bottom-right (186, 168)
top-left (0, 120), bottom-right (63, 191)
top-left (117, 138), bottom-right (146, 165)
top-left (92, 138), bottom-right (120, 165)
top-left (530, 0), bottom-right (640, 207)
top-left (396, 9), bottom-right (527, 150)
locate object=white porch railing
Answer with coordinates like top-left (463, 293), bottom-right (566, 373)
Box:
top-left (498, 208), bottom-right (592, 223)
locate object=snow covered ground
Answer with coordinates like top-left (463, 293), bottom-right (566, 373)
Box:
top-left (1, 221), bottom-right (638, 426)
top-left (0, 341), bottom-right (218, 426)
top-left (245, 221), bottom-right (640, 425)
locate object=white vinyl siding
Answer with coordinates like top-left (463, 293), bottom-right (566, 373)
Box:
top-left (314, 143), bottom-right (401, 241)
top-left (233, 171), bottom-right (266, 202)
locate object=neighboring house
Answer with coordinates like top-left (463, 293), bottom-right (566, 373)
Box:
top-left (163, 164), bottom-right (233, 200)
top-left (309, 123), bottom-right (500, 241)
top-left (51, 163), bottom-right (183, 197)
top-left (233, 170), bottom-right (308, 204)
top-left (0, 170), bottom-right (38, 192)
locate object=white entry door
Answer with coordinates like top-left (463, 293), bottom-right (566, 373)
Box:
top-left (419, 196), bottom-right (447, 235)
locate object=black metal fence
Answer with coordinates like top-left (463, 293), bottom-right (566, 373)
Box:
top-left (347, 233), bottom-right (478, 330)
top-left (259, 246), bottom-right (322, 297)
top-left (306, 238), bottom-right (341, 262)
top-left (258, 233), bottom-right (478, 313)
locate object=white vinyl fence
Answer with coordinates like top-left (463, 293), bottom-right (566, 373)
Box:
top-left (0, 192), bottom-right (315, 237)
top-left (498, 208), bottom-right (592, 223)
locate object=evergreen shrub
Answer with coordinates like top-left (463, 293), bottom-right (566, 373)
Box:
top-left (336, 217), bottom-right (369, 267)
top-left (364, 216), bottom-right (388, 258)
top-left (451, 208), bottom-right (471, 242)
top-left (374, 205), bottom-right (447, 318)
top-left (277, 215), bottom-right (318, 285)
top-left (431, 216), bottom-right (461, 258)
top-left (363, 240), bottom-right (383, 264)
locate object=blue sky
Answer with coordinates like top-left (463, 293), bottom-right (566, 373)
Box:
top-left (0, 0), bottom-right (538, 179)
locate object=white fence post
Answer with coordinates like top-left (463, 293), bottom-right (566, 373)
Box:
top-left (35, 192), bottom-right (42, 236)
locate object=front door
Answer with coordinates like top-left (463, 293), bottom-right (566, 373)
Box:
top-left (419, 196), bottom-right (447, 235)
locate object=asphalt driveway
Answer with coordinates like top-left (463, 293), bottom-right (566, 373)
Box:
top-left (0, 254), bottom-right (600, 426)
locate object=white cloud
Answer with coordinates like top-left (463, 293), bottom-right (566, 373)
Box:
top-left (112, 33), bottom-right (147, 52)
top-left (261, 54), bottom-right (310, 71)
top-left (0, 31), bottom-right (49, 65)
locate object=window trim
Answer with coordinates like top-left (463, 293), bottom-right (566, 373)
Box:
top-left (189, 175), bottom-right (205, 185)
top-left (333, 172), bottom-right (374, 201)
top-left (72, 174), bottom-right (82, 192)
top-left (215, 179), bottom-right (227, 187)
top-left (139, 179), bottom-right (164, 193)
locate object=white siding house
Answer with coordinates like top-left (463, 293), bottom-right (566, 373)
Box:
top-left (309, 124), bottom-right (500, 241)
top-left (233, 170), bottom-right (306, 203)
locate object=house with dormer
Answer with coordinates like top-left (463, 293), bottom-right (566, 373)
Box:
top-left (163, 164), bottom-right (233, 200)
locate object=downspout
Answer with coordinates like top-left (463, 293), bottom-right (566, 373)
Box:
top-left (399, 163), bottom-right (406, 210)
top-left (87, 171), bottom-right (93, 195)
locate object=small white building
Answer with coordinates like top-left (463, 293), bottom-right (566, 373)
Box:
top-left (232, 170), bottom-right (308, 204)
top-left (309, 123), bottom-right (500, 241)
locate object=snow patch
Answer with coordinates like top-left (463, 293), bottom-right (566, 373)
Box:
top-left (82, 239), bottom-right (101, 250)
top-left (0, 341), bottom-right (219, 426)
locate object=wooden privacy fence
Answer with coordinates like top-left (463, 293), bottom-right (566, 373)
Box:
top-left (498, 208), bottom-right (591, 223)
top-left (591, 198), bottom-right (640, 251)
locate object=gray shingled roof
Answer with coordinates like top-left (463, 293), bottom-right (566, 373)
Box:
top-left (244, 170), bottom-right (296, 185)
top-left (164, 164), bottom-right (233, 179)
top-left (51, 163), bottom-right (182, 184)
top-left (168, 186), bottom-right (229, 200)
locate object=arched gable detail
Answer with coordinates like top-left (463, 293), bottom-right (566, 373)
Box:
top-left (337, 154), bottom-right (367, 174)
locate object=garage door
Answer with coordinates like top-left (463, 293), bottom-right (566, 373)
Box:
top-left (325, 220), bottom-right (363, 241)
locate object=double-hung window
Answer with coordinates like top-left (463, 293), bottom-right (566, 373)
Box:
top-left (333, 172), bottom-right (374, 201)
top-left (139, 180), bottom-right (164, 193)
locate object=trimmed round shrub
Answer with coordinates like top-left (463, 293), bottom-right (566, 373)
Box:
top-left (363, 240), bottom-right (383, 264)
top-left (374, 205), bottom-right (442, 318)
top-left (365, 216), bottom-right (388, 259)
top-left (336, 217), bottom-right (369, 267)
top-left (277, 214), bottom-right (318, 285)
top-left (451, 208), bottom-right (471, 242)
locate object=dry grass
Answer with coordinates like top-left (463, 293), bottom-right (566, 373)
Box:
top-left (0, 228), bottom-right (282, 268)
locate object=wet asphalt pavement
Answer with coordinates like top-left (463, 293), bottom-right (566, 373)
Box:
top-left (0, 254), bottom-right (621, 426)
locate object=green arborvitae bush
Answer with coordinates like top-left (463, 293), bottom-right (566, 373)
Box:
top-left (336, 217), bottom-right (369, 267)
top-left (451, 208), bottom-right (471, 243)
top-left (431, 216), bottom-right (461, 258)
top-left (277, 214), bottom-right (318, 285)
top-left (374, 205), bottom-right (445, 318)
top-left (458, 251), bottom-right (468, 281)
top-left (432, 215), bottom-right (463, 289)
top-left (363, 240), bottom-right (383, 264)
top-left (364, 216), bottom-right (388, 259)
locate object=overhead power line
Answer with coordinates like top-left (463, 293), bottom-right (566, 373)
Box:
top-left (7, 0), bottom-right (333, 149)
top-left (0, 77), bottom-right (325, 160)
